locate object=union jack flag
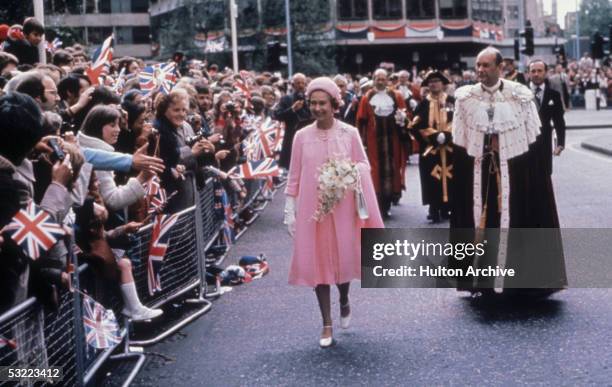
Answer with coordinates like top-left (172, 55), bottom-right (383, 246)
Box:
top-left (204, 36), bottom-right (226, 53)
top-left (111, 67), bottom-right (126, 94)
top-left (144, 176), bottom-right (168, 215)
top-left (85, 34), bottom-right (114, 85)
top-left (82, 294), bottom-right (121, 349)
top-left (214, 183), bottom-right (234, 246)
top-left (260, 176), bottom-right (275, 199)
top-left (215, 184), bottom-right (236, 246)
top-left (45, 37), bottom-right (62, 53)
top-left (234, 78), bottom-right (251, 98)
top-left (3, 201), bottom-right (66, 260)
top-left (139, 62), bottom-right (177, 95)
top-left (0, 335), bottom-right (17, 350)
top-left (242, 117), bottom-right (282, 161)
top-left (147, 213), bottom-right (179, 295)
top-left (230, 158), bottom-right (280, 179)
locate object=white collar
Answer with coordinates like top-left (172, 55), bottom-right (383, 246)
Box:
top-left (481, 79), bottom-right (502, 94)
top-left (530, 82), bottom-right (545, 92)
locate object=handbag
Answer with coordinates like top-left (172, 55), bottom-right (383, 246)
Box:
top-left (355, 182), bottom-right (369, 220)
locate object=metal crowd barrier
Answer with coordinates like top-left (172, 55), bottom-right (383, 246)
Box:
top-left (128, 204), bottom-right (211, 346)
top-left (0, 175), bottom-right (275, 385)
top-left (77, 264), bottom-right (144, 387)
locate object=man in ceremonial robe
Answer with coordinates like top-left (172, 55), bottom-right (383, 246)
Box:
top-left (356, 69), bottom-right (408, 217)
top-left (450, 48), bottom-right (566, 298)
top-left (411, 70), bottom-right (455, 223)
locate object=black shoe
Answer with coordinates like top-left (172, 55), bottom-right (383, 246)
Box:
top-left (429, 212), bottom-right (441, 224)
top-left (440, 209), bottom-right (450, 220)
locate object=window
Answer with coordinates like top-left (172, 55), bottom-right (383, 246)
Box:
top-left (472, 0), bottom-right (502, 22)
top-left (338, 0), bottom-right (368, 20)
top-left (507, 5), bottom-right (519, 20)
top-left (373, 0), bottom-right (402, 20)
top-left (440, 0), bottom-right (467, 19)
top-left (46, 0), bottom-right (83, 14)
top-left (99, 0), bottom-right (111, 13)
top-left (406, 0), bottom-right (435, 19)
top-left (115, 27), bottom-right (132, 44)
top-left (87, 27), bottom-right (113, 45)
top-left (131, 0), bottom-right (149, 13)
top-left (239, 0), bottom-right (259, 29)
top-left (133, 27), bottom-right (150, 44)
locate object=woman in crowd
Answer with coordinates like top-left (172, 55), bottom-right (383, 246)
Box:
top-left (77, 105), bottom-right (150, 213)
top-left (283, 77), bottom-right (383, 348)
top-left (153, 89), bottom-right (215, 212)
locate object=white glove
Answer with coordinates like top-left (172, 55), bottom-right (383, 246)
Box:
top-left (284, 196), bottom-right (296, 237)
top-left (436, 132), bottom-right (446, 145)
top-left (394, 109), bottom-right (407, 126)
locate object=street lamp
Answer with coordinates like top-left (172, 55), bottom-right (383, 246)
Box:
top-left (230, 0), bottom-right (239, 72)
top-left (33, 0), bottom-right (46, 64)
top-left (284, 0), bottom-right (293, 77)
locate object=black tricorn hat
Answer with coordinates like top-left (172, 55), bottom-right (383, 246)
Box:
top-left (422, 70), bottom-right (450, 86)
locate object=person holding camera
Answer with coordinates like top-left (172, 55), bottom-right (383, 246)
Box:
top-left (273, 73), bottom-right (313, 170)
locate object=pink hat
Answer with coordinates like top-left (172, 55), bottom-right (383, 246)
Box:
top-left (306, 77), bottom-right (343, 106)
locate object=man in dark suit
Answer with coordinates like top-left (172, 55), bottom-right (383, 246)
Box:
top-left (528, 60), bottom-right (566, 175)
top-left (273, 73), bottom-right (312, 170)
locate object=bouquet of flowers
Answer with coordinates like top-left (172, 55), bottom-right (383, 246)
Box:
top-left (313, 157), bottom-right (362, 222)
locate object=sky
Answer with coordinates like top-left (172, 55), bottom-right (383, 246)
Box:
top-left (543, 0), bottom-right (580, 29)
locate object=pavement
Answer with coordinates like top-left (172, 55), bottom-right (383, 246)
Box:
top-left (564, 109), bottom-right (612, 156)
top-left (565, 108), bottom-right (612, 129)
top-left (126, 127), bottom-right (612, 386)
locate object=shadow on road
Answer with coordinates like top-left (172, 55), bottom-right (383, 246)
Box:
top-left (460, 295), bottom-right (565, 323)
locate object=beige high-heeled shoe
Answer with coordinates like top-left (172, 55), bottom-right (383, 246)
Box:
top-left (340, 303), bottom-right (351, 329)
top-left (319, 325), bottom-right (334, 348)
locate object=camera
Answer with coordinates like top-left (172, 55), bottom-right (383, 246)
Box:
top-left (225, 102), bottom-right (236, 113)
top-left (185, 133), bottom-right (204, 147)
top-left (294, 92), bottom-right (305, 102)
top-left (48, 138), bottom-right (65, 163)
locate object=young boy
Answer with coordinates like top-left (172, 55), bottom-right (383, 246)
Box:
top-left (3, 17), bottom-right (44, 65)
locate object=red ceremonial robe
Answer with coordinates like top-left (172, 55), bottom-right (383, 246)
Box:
top-left (356, 88), bottom-right (407, 199)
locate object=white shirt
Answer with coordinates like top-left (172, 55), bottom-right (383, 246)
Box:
top-left (530, 81), bottom-right (545, 105)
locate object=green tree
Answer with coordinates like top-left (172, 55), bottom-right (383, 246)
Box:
top-left (0, 0), bottom-right (32, 25)
top-left (578, 0), bottom-right (612, 38)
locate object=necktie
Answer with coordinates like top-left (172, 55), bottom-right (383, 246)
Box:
top-left (535, 86), bottom-right (542, 108)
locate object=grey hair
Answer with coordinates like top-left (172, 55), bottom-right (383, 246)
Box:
top-left (333, 74), bottom-right (348, 84)
top-left (373, 68), bottom-right (388, 78)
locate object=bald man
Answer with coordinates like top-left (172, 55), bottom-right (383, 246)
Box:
top-left (273, 73), bottom-right (313, 170)
top-left (356, 68), bottom-right (409, 218)
top-left (450, 47), bottom-right (566, 298)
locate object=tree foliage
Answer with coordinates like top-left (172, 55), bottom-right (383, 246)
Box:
top-left (577, 0), bottom-right (612, 38)
top-left (0, 0), bottom-right (32, 25)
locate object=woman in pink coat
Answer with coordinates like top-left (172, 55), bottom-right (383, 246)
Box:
top-left (284, 77), bottom-right (384, 348)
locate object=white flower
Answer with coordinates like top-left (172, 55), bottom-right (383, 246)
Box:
top-left (313, 157), bottom-right (361, 222)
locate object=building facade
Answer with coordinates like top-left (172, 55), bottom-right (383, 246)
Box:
top-left (149, 0), bottom-right (514, 73)
top-left (44, 0), bottom-right (152, 57)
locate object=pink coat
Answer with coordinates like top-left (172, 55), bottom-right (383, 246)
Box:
top-left (285, 119), bottom-right (384, 287)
